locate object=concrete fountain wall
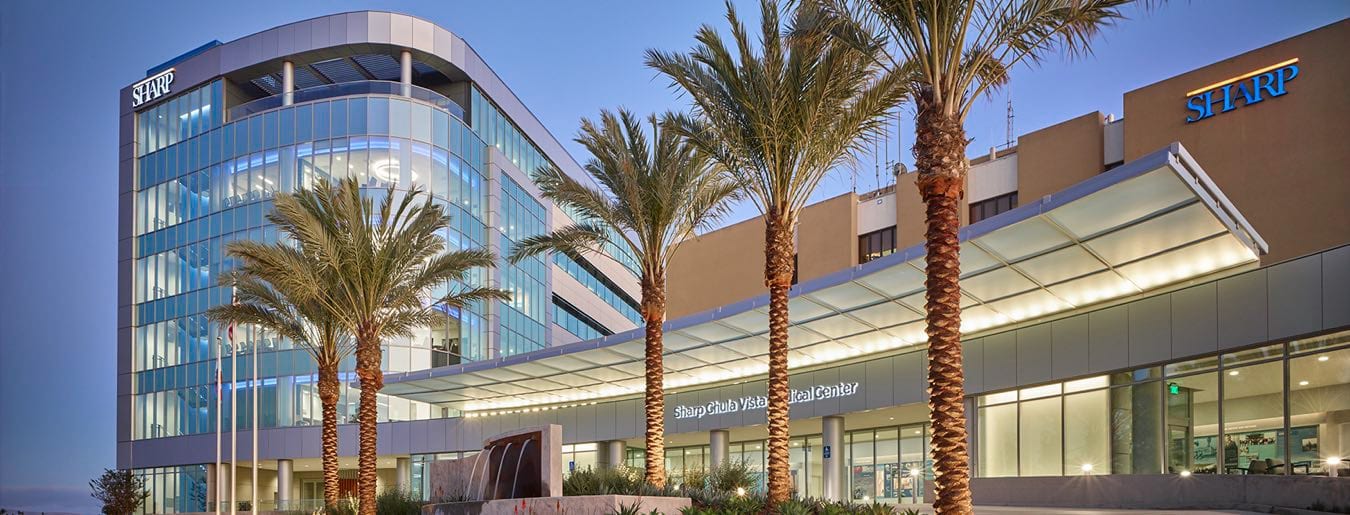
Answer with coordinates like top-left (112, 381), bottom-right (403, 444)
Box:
top-left (426, 425), bottom-right (563, 501)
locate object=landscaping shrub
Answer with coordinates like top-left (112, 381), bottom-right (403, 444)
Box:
top-left (374, 489), bottom-right (422, 515)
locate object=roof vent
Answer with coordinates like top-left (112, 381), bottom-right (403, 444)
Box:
top-left (989, 147), bottom-right (997, 161)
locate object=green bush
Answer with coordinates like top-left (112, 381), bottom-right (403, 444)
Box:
top-left (679, 494), bottom-right (899, 515)
top-left (374, 489), bottom-right (422, 515)
top-left (563, 466), bottom-right (644, 496)
top-left (706, 461), bottom-right (756, 493)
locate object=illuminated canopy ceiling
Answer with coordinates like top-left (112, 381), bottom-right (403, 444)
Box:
top-left (381, 142), bottom-right (1267, 414)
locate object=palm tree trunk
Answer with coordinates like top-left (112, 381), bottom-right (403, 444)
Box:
top-left (764, 214), bottom-right (795, 506)
top-left (355, 331), bottom-right (383, 515)
top-left (915, 92), bottom-right (973, 515)
top-left (641, 272), bottom-right (667, 488)
top-left (318, 363), bottom-right (342, 511)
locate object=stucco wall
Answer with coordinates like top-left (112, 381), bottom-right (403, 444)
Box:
top-left (1123, 19), bottom-right (1350, 264)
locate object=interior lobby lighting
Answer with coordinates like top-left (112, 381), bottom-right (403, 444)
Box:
top-left (1080, 463), bottom-right (1094, 473)
top-left (1180, 470), bottom-right (1192, 477)
top-left (1329, 457), bottom-right (1343, 466)
top-left (1229, 370), bottom-right (1240, 376)
top-left (1319, 356), bottom-right (1330, 362)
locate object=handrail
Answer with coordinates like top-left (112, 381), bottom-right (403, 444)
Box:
top-left (228, 80), bottom-right (465, 120)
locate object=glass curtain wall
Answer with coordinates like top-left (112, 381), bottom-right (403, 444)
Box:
top-left (975, 330), bottom-right (1350, 477)
top-left (845, 424), bottom-right (928, 504)
top-left (132, 91), bottom-right (495, 511)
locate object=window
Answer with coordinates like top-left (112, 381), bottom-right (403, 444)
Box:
top-left (970, 191), bottom-right (1018, 223)
top-left (858, 227), bottom-right (896, 264)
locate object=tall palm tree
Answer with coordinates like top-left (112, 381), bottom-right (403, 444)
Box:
top-left (646, 0), bottom-right (908, 504)
top-left (207, 246), bottom-right (353, 511)
top-left (270, 178), bottom-right (510, 514)
top-left (509, 109), bottom-right (739, 488)
top-left (811, 1), bottom-right (1134, 511)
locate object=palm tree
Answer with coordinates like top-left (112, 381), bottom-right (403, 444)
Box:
top-left (646, 0), bottom-right (908, 504)
top-left (811, 1), bottom-right (1134, 511)
top-left (509, 109), bottom-right (739, 488)
top-left (207, 241), bottom-right (354, 511)
top-left (269, 178), bottom-right (509, 514)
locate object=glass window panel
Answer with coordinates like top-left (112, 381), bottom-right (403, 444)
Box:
top-left (295, 104), bottom-right (312, 142)
top-left (979, 404), bottom-right (1018, 477)
top-left (368, 97), bottom-right (390, 135)
top-left (1019, 397), bottom-right (1063, 476)
top-left (1222, 360), bottom-right (1285, 473)
top-left (1288, 345), bottom-right (1349, 475)
top-left (348, 98), bottom-right (367, 135)
top-left (330, 99), bottom-right (347, 137)
top-left (1166, 372), bottom-right (1219, 474)
top-left (1065, 389), bottom-right (1110, 474)
top-left (313, 102), bottom-right (330, 140)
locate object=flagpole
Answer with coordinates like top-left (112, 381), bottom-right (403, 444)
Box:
top-left (252, 328), bottom-right (259, 513)
top-left (215, 336), bottom-right (223, 515)
top-left (230, 320), bottom-right (237, 515)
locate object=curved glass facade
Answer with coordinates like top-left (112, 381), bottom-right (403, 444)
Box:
top-left (131, 93), bottom-right (493, 441)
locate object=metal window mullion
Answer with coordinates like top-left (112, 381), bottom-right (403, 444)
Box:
top-left (1217, 358), bottom-right (1226, 474)
top-left (1282, 342), bottom-right (1292, 476)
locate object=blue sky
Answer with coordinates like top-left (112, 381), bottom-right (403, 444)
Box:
top-left (0, 1), bottom-right (1345, 512)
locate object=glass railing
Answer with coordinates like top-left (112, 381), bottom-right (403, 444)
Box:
top-left (228, 80), bottom-right (465, 120)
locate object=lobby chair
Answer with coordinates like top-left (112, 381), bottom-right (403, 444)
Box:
top-left (1247, 460), bottom-right (1269, 475)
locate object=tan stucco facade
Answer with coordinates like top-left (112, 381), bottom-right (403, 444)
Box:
top-left (666, 193), bottom-right (861, 318)
top-left (668, 19), bottom-right (1349, 317)
top-left (1124, 18), bottom-right (1350, 264)
top-left (1016, 112), bottom-right (1106, 201)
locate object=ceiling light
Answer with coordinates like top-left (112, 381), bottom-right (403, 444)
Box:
top-left (1179, 470), bottom-right (1192, 477)
top-left (1228, 370), bottom-right (1240, 376)
top-left (1318, 356), bottom-right (1329, 362)
top-left (1299, 380), bottom-right (1310, 386)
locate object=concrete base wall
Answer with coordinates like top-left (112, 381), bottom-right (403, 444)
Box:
top-left (423, 495), bottom-right (691, 515)
top-left (972, 475), bottom-right (1350, 511)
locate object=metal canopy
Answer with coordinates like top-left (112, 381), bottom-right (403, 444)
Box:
top-left (382, 143), bottom-right (1266, 414)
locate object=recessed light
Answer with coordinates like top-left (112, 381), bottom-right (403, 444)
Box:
top-left (1228, 370), bottom-right (1240, 376)
top-left (1299, 380), bottom-right (1310, 386)
top-left (1318, 356), bottom-right (1329, 362)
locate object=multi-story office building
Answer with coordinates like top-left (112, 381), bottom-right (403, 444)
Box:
top-left (117, 12), bottom-right (643, 512)
top-left (121, 13), bottom-right (1349, 512)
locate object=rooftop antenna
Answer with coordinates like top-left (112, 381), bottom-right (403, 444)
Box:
top-left (877, 112), bottom-right (885, 191)
top-left (892, 108), bottom-right (909, 177)
top-left (1005, 95), bottom-right (1015, 148)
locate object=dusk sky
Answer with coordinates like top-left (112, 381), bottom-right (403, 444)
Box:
top-left (1, 1), bottom-right (1346, 512)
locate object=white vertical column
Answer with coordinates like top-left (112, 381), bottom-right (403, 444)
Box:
top-left (400, 50), bottom-right (412, 97)
top-left (821, 416), bottom-right (845, 502)
top-left (601, 440), bottom-right (627, 469)
top-left (709, 430), bottom-right (730, 470)
top-left (276, 459), bottom-right (293, 509)
top-left (396, 457), bottom-right (412, 491)
top-left (282, 61), bottom-right (295, 106)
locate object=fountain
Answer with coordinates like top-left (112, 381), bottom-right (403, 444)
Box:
top-left (426, 425), bottom-right (562, 503)
top-left (422, 424), bottom-right (690, 515)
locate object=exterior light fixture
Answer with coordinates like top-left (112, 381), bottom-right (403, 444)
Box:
top-left (736, 487), bottom-right (746, 497)
top-left (1081, 463), bottom-right (1094, 474)
top-left (1180, 470), bottom-right (1192, 477)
